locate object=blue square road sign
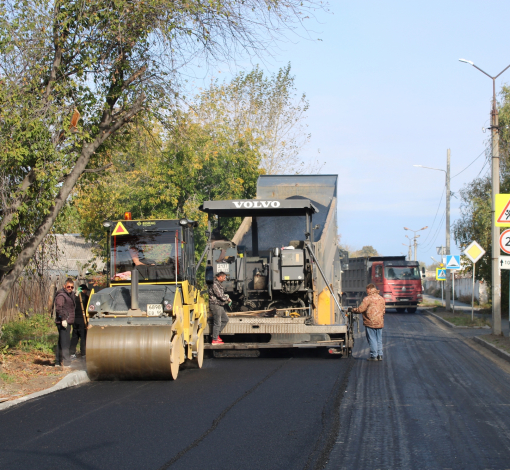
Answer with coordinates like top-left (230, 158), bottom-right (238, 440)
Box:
top-left (446, 255), bottom-right (461, 270)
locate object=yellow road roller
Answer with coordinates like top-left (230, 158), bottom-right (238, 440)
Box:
top-left (86, 214), bottom-right (207, 380)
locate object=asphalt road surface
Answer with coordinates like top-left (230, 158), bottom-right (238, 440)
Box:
top-left (2, 312), bottom-right (510, 470)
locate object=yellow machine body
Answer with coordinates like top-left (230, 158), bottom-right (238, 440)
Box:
top-left (86, 217), bottom-right (206, 380)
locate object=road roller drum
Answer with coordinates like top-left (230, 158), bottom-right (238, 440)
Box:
top-left (87, 325), bottom-right (182, 380)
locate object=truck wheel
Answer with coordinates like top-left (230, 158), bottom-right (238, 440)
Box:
top-left (407, 307), bottom-right (417, 313)
top-left (396, 308), bottom-right (406, 313)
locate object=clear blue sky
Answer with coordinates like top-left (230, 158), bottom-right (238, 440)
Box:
top-left (213, 1), bottom-right (510, 265)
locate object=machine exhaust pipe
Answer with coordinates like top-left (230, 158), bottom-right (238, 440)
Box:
top-left (128, 269), bottom-right (143, 315)
top-left (131, 269), bottom-right (139, 310)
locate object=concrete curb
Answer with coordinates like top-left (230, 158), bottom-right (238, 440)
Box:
top-left (424, 310), bottom-right (491, 330)
top-left (0, 370), bottom-right (90, 412)
top-left (473, 336), bottom-right (510, 364)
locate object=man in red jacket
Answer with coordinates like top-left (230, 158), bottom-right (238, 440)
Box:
top-left (353, 283), bottom-right (385, 361)
top-left (54, 278), bottom-right (76, 367)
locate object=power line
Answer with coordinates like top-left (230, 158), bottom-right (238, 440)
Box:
top-left (451, 146), bottom-right (489, 179)
top-left (420, 187), bottom-right (445, 245)
top-left (422, 208), bottom-right (446, 251)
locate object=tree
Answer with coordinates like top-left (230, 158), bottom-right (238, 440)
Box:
top-left (75, 113), bottom-right (261, 261)
top-left (0, 0), bottom-right (326, 309)
top-left (193, 64), bottom-right (317, 174)
top-left (351, 246), bottom-right (379, 258)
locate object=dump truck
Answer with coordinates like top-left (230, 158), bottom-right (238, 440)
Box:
top-left (340, 255), bottom-right (424, 313)
top-left (199, 174), bottom-right (353, 355)
top-left (86, 215), bottom-right (207, 380)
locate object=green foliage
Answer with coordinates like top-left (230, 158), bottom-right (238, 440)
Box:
top-left (0, 314), bottom-right (57, 353)
top-left (194, 64), bottom-right (315, 174)
top-left (0, 0), bottom-right (323, 307)
top-left (453, 85), bottom-right (510, 307)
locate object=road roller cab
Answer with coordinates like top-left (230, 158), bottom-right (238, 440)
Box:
top-left (86, 216), bottom-right (207, 380)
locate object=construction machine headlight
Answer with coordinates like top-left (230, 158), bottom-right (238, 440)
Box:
top-left (179, 219), bottom-right (188, 226)
top-left (383, 294), bottom-right (392, 299)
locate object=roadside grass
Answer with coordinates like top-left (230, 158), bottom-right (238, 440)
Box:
top-left (1, 313), bottom-right (57, 354)
top-left (480, 334), bottom-right (510, 355)
top-left (0, 314), bottom-right (68, 400)
top-left (431, 310), bottom-right (491, 328)
top-left (0, 372), bottom-right (14, 383)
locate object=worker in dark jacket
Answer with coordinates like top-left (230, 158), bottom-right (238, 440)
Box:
top-left (54, 278), bottom-right (76, 367)
top-left (208, 272), bottom-right (230, 344)
top-left (70, 284), bottom-right (89, 359)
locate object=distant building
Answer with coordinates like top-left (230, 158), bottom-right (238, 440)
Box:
top-left (47, 234), bottom-right (105, 278)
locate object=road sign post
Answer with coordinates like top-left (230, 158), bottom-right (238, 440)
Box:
top-left (436, 265), bottom-right (446, 306)
top-left (446, 255), bottom-right (461, 313)
top-left (464, 241), bottom-right (486, 321)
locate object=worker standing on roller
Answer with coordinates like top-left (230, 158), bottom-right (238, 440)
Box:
top-left (352, 283), bottom-right (385, 362)
top-left (209, 272), bottom-right (230, 345)
top-left (54, 278), bottom-right (76, 368)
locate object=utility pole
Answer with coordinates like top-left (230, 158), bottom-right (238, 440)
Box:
top-left (459, 59), bottom-right (510, 335)
top-left (446, 150), bottom-right (451, 311)
top-left (491, 85), bottom-right (502, 335)
top-left (404, 227), bottom-right (427, 262)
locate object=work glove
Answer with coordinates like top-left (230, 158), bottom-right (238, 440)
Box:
top-left (228, 301), bottom-right (232, 308)
top-left (77, 287), bottom-right (82, 294)
top-left (62, 320), bottom-right (68, 329)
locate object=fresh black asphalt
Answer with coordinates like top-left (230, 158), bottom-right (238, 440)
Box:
top-left (1, 312), bottom-right (510, 470)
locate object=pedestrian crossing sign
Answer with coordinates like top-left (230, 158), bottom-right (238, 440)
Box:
top-left (446, 255), bottom-right (461, 270)
top-left (436, 268), bottom-right (446, 281)
top-left (495, 194), bottom-right (510, 227)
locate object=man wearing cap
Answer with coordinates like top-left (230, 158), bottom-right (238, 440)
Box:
top-left (352, 283), bottom-right (385, 361)
top-left (70, 284), bottom-right (89, 359)
top-left (208, 272), bottom-right (230, 345)
top-left (54, 278), bottom-right (76, 367)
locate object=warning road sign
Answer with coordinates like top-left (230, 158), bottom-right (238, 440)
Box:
top-left (500, 229), bottom-right (510, 254)
top-left (112, 221), bottom-right (129, 236)
top-left (446, 255), bottom-right (461, 270)
top-left (463, 240), bottom-right (486, 264)
top-left (436, 268), bottom-right (446, 281)
top-left (496, 194), bottom-right (510, 226)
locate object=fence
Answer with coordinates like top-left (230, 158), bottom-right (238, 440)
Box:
top-left (0, 274), bottom-right (62, 326)
top-left (423, 277), bottom-right (489, 304)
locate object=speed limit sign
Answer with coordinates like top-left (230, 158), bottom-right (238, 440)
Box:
top-left (500, 229), bottom-right (510, 254)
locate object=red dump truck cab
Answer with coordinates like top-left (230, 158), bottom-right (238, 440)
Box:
top-left (341, 256), bottom-right (424, 313)
top-left (370, 259), bottom-right (423, 313)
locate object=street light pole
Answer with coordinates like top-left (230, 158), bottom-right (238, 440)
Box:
top-left (404, 226), bottom-right (428, 261)
top-left (414, 158), bottom-right (451, 309)
top-left (459, 59), bottom-right (510, 335)
top-left (446, 150), bottom-right (451, 311)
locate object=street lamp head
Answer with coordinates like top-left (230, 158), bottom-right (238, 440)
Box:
top-left (404, 227), bottom-right (409, 230)
top-left (459, 58), bottom-right (474, 66)
top-left (421, 226), bottom-right (428, 230)
top-left (413, 165), bottom-right (423, 168)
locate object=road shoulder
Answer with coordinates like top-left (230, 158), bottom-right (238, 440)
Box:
top-left (0, 369), bottom-right (89, 411)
